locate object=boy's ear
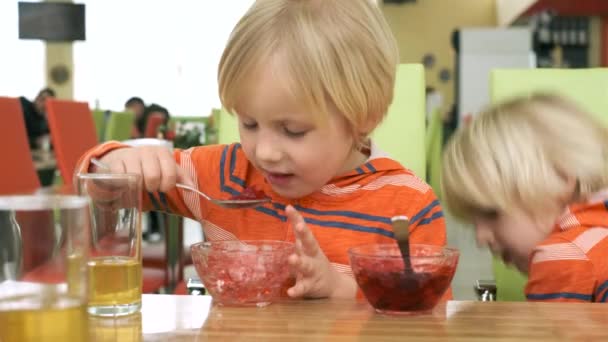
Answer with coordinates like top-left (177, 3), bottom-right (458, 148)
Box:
top-left (359, 114), bottom-right (382, 136)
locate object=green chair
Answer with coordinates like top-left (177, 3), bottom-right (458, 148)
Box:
top-left (491, 68), bottom-right (608, 124)
top-left (217, 64), bottom-right (427, 177)
top-left (217, 107), bottom-right (240, 145)
top-left (104, 111), bottom-right (135, 141)
top-left (92, 110), bottom-right (107, 142)
top-left (489, 68), bottom-right (608, 301)
top-left (425, 108), bottom-right (443, 198)
top-left (372, 64), bottom-right (426, 177)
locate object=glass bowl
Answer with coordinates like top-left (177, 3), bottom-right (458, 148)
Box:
top-left (191, 240), bottom-right (295, 307)
top-left (349, 244), bottom-right (459, 315)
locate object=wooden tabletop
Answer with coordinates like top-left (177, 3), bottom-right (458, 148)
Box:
top-left (87, 294), bottom-right (608, 341)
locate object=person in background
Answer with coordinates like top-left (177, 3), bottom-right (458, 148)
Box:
top-left (142, 104), bottom-right (171, 138)
top-left (125, 97), bottom-right (146, 138)
top-left (19, 87), bottom-right (56, 149)
top-left (125, 97), bottom-right (170, 138)
top-left (442, 94), bottom-right (608, 302)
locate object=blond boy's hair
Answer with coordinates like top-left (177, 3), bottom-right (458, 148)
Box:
top-left (218, 0), bottom-right (399, 140)
top-left (442, 94), bottom-right (608, 221)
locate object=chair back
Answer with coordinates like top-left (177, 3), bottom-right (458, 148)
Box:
top-left (217, 108), bottom-right (240, 145)
top-left (0, 96), bottom-right (40, 194)
top-left (92, 110), bottom-right (109, 142)
top-left (425, 108), bottom-right (443, 198)
top-left (46, 99), bottom-right (98, 184)
top-left (104, 111), bottom-right (135, 141)
top-left (372, 64), bottom-right (426, 177)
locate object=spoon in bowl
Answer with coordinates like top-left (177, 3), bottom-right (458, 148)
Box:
top-left (392, 216), bottom-right (414, 273)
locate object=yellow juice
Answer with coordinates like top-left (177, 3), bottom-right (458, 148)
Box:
top-left (88, 256), bottom-right (142, 307)
top-left (0, 297), bottom-right (87, 342)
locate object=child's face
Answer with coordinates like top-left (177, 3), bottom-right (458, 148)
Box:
top-left (473, 206), bottom-right (559, 273)
top-left (235, 64), bottom-right (366, 199)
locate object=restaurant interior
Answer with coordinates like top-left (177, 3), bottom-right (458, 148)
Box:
top-left (1, 0), bottom-right (608, 340)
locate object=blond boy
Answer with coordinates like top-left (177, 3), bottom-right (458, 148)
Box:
top-left (442, 94), bottom-right (608, 302)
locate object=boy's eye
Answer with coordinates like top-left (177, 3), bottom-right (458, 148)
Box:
top-left (283, 127), bottom-right (307, 137)
top-left (241, 121), bottom-right (258, 130)
top-left (479, 209), bottom-right (499, 220)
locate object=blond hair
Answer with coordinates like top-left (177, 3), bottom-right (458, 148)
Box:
top-left (442, 94), bottom-right (608, 221)
top-left (218, 0), bottom-right (399, 141)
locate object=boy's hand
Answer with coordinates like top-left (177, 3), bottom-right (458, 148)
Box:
top-left (285, 205), bottom-right (357, 299)
top-left (95, 146), bottom-right (194, 192)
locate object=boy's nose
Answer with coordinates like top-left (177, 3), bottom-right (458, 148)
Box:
top-left (255, 137), bottom-right (282, 163)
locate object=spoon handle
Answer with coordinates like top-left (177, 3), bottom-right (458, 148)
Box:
top-left (175, 183), bottom-right (212, 201)
top-left (392, 216), bottom-right (412, 271)
top-left (90, 158), bottom-right (110, 171)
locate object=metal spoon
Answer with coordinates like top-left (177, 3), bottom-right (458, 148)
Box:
top-left (392, 216), bottom-right (414, 272)
top-left (90, 158), bottom-right (269, 209)
top-left (174, 183), bottom-right (269, 209)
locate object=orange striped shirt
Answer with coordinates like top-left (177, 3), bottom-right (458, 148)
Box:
top-left (526, 191), bottom-right (608, 302)
top-left (78, 142), bottom-right (446, 283)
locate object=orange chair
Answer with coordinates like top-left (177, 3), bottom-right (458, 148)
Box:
top-left (0, 97), bottom-right (40, 194)
top-left (46, 99), bottom-right (167, 293)
top-left (46, 99), bottom-right (99, 186)
top-left (0, 97), bottom-right (57, 282)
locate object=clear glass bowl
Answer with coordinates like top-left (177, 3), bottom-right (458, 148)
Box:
top-left (191, 240), bottom-right (295, 307)
top-left (349, 244), bottom-right (459, 315)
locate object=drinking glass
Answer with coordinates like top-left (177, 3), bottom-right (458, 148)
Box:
top-left (0, 194), bottom-right (90, 341)
top-left (77, 173), bottom-right (143, 317)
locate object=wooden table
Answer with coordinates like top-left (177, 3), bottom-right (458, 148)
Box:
top-left (88, 295), bottom-right (608, 341)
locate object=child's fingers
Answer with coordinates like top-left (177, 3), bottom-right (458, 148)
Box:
top-left (286, 205), bottom-right (320, 256)
top-left (288, 252), bottom-right (315, 276)
top-left (287, 278), bottom-right (311, 298)
top-left (108, 159), bottom-right (126, 174)
top-left (286, 205), bottom-right (305, 227)
top-left (123, 154), bottom-right (143, 175)
top-left (157, 150), bottom-right (179, 192)
top-left (298, 256), bottom-right (315, 276)
top-left (288, 253), bottom-right (299, 267)
top-left (141, 150), bottom-right (162, 192)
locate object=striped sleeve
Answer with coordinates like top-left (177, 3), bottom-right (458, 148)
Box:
top-left (525, 241), bottom-right (596, 302)
top-left (74, 141), bottom-right (221, 221)
top-left (407, 188), bottom-right (446, 247)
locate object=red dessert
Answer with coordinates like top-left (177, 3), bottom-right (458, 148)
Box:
top-left (230, 186), bottom-right (267, 200)
top-left (191, 240), bottom-right (294, 307)
top-left (349, 244), bottom-right (459, 314)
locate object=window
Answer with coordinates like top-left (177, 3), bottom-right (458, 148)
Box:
top-left (74, 1), bottom-right (254, 116)
top-left (0, 1), bottom-right (45, 99)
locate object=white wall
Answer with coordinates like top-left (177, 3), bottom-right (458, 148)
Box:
top-left (458, 28), bottom-right (535, 123)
